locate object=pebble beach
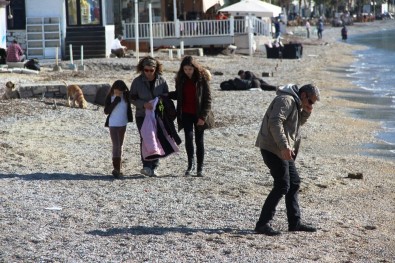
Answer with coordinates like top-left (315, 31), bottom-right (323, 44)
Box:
top-left (0, 20), bottom-right (394, 262)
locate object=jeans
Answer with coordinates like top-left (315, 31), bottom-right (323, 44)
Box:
top-left (256, 149), bottom-right (301, 228)
top-left (182, 113), bottom-right (205, 165)
top-left (136, 117), bottom-right (159, 170)
top-left (318, 29), bottom-right (323, 39)
top-left (109, 126), bottom-right (126, 158)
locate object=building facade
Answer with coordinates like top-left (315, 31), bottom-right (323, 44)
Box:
top-left (0, 0), bottom-right (227, 59)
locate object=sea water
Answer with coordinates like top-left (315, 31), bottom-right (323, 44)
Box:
top-left (346, 28), bottom-right (395, 160)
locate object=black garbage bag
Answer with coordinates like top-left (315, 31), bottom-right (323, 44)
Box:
top-left (24, 58), bottom-right (40, 71)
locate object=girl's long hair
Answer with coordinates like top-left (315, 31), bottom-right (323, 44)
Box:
top-left (176, 56), bottom-right (211, 83)
top-left (108, 79), bottom-right (129, 96)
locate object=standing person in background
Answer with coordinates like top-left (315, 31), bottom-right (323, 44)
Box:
top-left (104, 80), bottom-right (134, 178)
top-left (110, 35), bottom-right (127, 58)
top-left (130, 56), bottom-right (169, 177)
top-left (6, 40), bottom-right (25, 62)
top-left (341, 25), bottom-right (348, 41)
top-left (317, 19), bottom-right (324, 39)
top-left (254, 84), bottom-right (320, 236)
top-left (305, 19), bottom-right (311, 38)
top-left (169, 56), bottom-right (214, 177)
top-left (274, 18), bottom-right (281, 39)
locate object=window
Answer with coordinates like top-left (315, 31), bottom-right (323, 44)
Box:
top-left (7, 0), bottom-right (26, 30)
top-left (67, 0), bottom-right (102, 26)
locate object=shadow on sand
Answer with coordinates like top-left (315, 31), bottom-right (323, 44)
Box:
top-left (86, 225), bottom-right (252, 236)
top-left (0, 172), bottom-right (146, 181)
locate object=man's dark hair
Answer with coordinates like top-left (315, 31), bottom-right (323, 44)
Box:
top-left (237, 70), bottom-right (244, 76)
top-left (13, 40), bottom-right (18, 44)
top-left (299, 84), bottom-right (320, 101)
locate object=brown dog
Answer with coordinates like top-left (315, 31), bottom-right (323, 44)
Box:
top-left (1, 81), bottom-right (20, 100)
top-left (64, 81), bottom-right (87, 109)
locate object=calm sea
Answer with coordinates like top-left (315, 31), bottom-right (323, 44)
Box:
top-left (345, 28), bottom-right (395, 160)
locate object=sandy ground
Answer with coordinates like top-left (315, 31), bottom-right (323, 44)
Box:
top-left (0, 20), bottom-right (394, 262)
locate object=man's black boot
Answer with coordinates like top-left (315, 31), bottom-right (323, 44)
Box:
top-left (289, 222), bottom-right (317, 232)
top-left (255, 224), bottom-right (281, 236)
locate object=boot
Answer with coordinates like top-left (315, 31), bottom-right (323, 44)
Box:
top-left (112, 157), bottom-right (122, 178)
top-left (196, 163), bottom-right (204, 177)
top-left (184, 158), bottom-right (195, 176)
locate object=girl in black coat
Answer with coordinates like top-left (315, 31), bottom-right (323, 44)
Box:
top-left (104, 80), bottom-right (133, 177)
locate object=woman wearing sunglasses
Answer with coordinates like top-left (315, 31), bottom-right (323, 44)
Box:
top-left (254, 84), bottom-right (320, 236)
top-left (170, 56), bottom-right (214, 177)
top-left (130, 56), bottom-right (169, 177)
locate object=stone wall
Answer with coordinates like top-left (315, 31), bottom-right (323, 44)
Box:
top-left (6, 30), bottom-right (27, 50)
top-left (17, 83), bottom-right (111, 106)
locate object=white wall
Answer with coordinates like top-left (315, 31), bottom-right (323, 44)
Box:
top-left (26, 0), bottom-right (66, 37)
top-left (26, 0), bottom-right (66, 58)
top-left (25, 0), bottom-right (64, 18)
top-left (105, 25), bottom-right (115, 57)
top-left (103, 0), bottom-right (113, 25)
top-left (0, 6), bottom-right (6, 48)
top-left (25, 0), bottom-right (66, 38)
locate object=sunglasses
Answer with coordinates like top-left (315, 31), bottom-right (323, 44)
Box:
top-left (307, 98), bottom-right (315, 105)
top-left (144, 68), bottom-right (155, 73)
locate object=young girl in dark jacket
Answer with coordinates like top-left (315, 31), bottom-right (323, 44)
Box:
top-left (104, 80), bottom-right (133, 177)
top-left (170, 56), bottom-right (214, 177)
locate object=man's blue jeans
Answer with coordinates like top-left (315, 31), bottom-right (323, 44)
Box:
top-left (256, 149), bottom-right (301, 228)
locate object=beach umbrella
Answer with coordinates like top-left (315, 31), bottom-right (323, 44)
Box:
top-left (219, 0), bottom-right (281, 18)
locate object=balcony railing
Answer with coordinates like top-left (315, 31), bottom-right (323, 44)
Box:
top-left (122, 17), bottom-right (270, 40)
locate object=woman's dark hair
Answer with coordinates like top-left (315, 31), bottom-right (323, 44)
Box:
top-left (109, 80), bottom-right (129, 96)
top-left (176, 55), bottom-right (211, 82)
top-left (136, 56), bottom-right (163, 75)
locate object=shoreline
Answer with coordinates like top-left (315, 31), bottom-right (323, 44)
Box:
top-left (0, 21), bottom-right (394, 262)
top-left (335, 24), bottom-right (395, 160)
top-left (349, 33), bottom-right (395, 158)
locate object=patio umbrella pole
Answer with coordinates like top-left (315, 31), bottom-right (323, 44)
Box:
top-left (78, 45), bottom-right (85, 71)
top-left (173, 0), bottom-right (177, 22)
top-left (53, 46), bottom-right (62, 72)
top-left (69, 44), bottom-right (76, 70)
top-left (149, 3), bottom-right (154, 57)
top-left (134, 0), bottom-right (139, 61)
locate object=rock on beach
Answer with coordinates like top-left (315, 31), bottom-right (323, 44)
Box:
top-left (0, 21), bottom-right (394, 262)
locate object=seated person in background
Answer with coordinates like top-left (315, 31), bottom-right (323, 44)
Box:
top-left (238, 70), bottom-right (277, 91)
top-left (6, 40), bottom-right (26, 63)
top-left (216, 12), bottom-right (228, 20)
top-left (0, 48), bottom-right (7, 64)
top-left (111, 35), bottom-right (127, 58)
